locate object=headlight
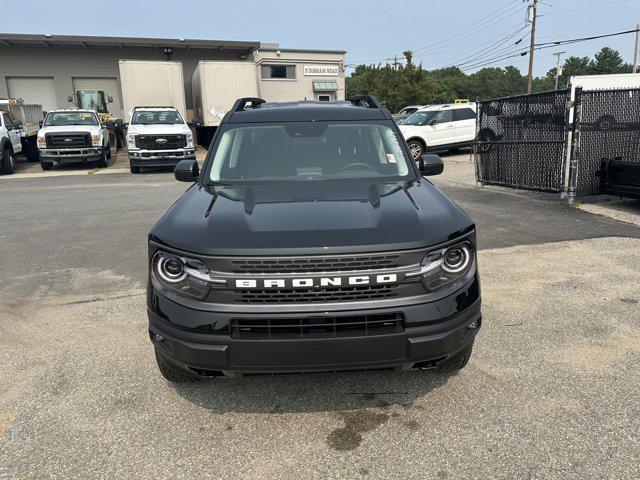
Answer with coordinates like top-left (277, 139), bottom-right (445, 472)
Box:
top-left (152, 251), bottom-right (210, 300)
top-left (186, 132), bottom-right (194, 148)
top-left (127, 134), bottom-right (136, 149)
top-left (416, 241), bottom-right (475, 292)
top-left (91, 134), bottom-right (102, 146)
top-left (37, 136), bottom-right (46, 148)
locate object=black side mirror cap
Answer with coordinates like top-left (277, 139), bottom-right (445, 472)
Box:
top-left (419, 153), bottom-right (444, 176)
top-left (174, 159), bottom-right (199, 182)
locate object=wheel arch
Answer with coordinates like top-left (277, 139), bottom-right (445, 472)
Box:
top-left (0, 137), bottom-right (13, 153)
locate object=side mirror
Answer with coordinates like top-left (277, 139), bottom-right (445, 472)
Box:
top-left (174, 159), bottom-right (199, 182)
top-left (107, 95), bottom-right (114, 103)
top-left (12, 121), bottom-right (23, 130)
top-left (426, 119), bottom-right (438, 126)
top-left (67, 95), bottom-right (74, 103)
top-left (418, 154), bottom-right (444, 176)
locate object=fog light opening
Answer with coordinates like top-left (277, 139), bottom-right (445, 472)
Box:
top-left (467, 319), bottom-right (479, 330)
top-left (150, 332), bottom-right (164, 343)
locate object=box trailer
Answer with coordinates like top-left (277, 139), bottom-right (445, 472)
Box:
top-left (191, 60), bottom-right (259, 130)
top-left (119, 60), bottom-right (187, 123)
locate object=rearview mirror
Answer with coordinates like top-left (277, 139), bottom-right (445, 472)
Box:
top-left (174, 159), bottom-right (199, 182)
top-left (418, 154), bottom-right (444, 176)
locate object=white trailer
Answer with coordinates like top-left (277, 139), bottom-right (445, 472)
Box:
top-left (118, 60), bottom-right (187, 123)
top-left (191, 60), bottom-right (259, 128)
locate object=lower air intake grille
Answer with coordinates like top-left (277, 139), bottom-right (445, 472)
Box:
top-left (234, 284), bottom-right (400, 303)
top-left (230, 313), bottom-right (405, 339)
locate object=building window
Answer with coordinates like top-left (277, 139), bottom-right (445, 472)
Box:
top-left (261, 64), bottom-right (296, 79)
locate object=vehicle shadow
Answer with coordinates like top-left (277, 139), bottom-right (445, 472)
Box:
top-left (171, 369), bottom-right (454, 414)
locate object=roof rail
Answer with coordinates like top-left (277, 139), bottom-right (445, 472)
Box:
top-left (347, 95), bottom-right (383, 109)
top-left (347, 95), bottom-right (391, 119)
top-left (231, 97), bottom-right (266, 113)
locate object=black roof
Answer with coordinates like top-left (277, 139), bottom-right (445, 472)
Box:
top-left (226, 98), bottom-right (391, 123)
top-left (0, 33), bottom-right (260, 52)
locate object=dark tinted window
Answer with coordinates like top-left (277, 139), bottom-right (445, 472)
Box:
top-left (454, 108), bottom-right (476, 121)
top-left (131, 110), bottom-right (184, 125)
top-left (261, 65), bottom-right (296, 79)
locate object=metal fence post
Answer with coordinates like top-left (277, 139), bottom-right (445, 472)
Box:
top-left (567, 86), bottom-right (582, 206)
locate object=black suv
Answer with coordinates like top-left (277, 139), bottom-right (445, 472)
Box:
top-left (147, 96), bottom-right (481, 381)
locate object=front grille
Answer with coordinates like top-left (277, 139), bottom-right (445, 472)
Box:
top-left (202, 249), bottom-right (428, 305)
top-left (230, 254), bottom-right (401, 274)
top-left (230, 312), bottom-right (405, 339)
top-left (45, 133), bottom-right (91, 148)
top-left (234, 284), bottom-right (400, 304)
top-left (135, 134), bottom-right (186, 150)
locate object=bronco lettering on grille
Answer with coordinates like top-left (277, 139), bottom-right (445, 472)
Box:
top-left (235, 273), bottom-right (398, 289)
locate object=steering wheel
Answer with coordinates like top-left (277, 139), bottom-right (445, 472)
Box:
top-left (338, 162), bottom-right (378, 174)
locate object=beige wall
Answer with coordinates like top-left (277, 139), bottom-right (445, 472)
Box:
top-left (254, 49), bottom-right (346, 103)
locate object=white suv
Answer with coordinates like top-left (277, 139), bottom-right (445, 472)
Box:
top-left (399, 103), bottom-right (477, 159)
top-left (0, 110), bottom-right (22, 174)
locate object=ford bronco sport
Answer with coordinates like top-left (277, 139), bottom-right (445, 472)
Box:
top-left (147, 96), bottom-right (481, 382)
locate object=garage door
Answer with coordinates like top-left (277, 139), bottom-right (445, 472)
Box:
top-left (6, 77), bottom-right (58, 112)
top-left (72, 77), bottom-right (122, 119)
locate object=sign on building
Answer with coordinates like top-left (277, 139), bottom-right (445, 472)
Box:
top-left (303, 65), bottom-right (339, 76)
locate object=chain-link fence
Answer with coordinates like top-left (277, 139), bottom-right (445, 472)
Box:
top-left (569, 87), bottom-right (640, 198)
top-left (475, 89), bottom-right (569, 192)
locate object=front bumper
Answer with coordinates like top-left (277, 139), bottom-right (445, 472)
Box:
top-left (129, 149), bottom-right (196, 167)
top-left (148, 276), bottom-right (481, 376)
top-left (39, 147), bottom-right (102, 163)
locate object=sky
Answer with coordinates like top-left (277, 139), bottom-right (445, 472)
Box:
top-left (3, 0), bottom-right (640, 76)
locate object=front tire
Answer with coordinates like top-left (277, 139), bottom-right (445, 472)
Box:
top-left (435, 341), bottom-right (474, 372)
top-left (1, 147), bottom-right (14, 174)
top-left (97, 147), bottom-right (108, 168)
top-left (155, 350), bottom-right (198, 383)
top-left (130, 164), bottom-right (140, 174)
top-left (407, 139), bottom-right (424, 160)
top-left (40, 161), bottom-right (53, 171)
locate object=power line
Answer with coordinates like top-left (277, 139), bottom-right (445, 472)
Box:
top-left (535, 28), bottom-right (639, 47)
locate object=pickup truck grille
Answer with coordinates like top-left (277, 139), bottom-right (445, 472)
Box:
top-left (230, 313), bottom-right (405, 339)
top-left (45, 133), bottom-right (91, 148)
top-left (135, 134), bottom-right (186, 150)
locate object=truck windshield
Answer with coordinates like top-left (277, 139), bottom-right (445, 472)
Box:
top-left (208, 121), bottom-right (413, 183)
top-left (44, 112), bottom-right (99, 126)
top-left (131, 110), bottom-right (184, 125)
top-left (77, 91), bottom-right (107, 113)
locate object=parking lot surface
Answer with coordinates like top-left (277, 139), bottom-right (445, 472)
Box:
top-left (1, 154), bottom-right (639, 479)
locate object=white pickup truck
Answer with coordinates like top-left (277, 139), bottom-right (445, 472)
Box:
top-left (37, 109), bottom-right (111, 171)
top-left (126, 106), bottom-right (195, 173)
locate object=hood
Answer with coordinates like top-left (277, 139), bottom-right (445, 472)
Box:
top-left (398, 125), bottom-right (424, 137)
top-left (151, 180), bottom-right (474, 256)
top-left (38, 125), bottom-right (102, 136)
top-left (127, 123), bottom-right (190, 135)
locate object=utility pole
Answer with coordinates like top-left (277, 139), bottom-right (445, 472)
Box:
top-left (633, 22), bottom-right (639, 74)
top-left (392, 55), bottom-right (401, 70)
top-left (527, 0), bottom-right (538, 93)
top-left (553, 51), bottom-right (565, 89)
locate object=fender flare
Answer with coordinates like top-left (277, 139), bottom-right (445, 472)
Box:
top-left (405, 136), bottom-right (427, 150)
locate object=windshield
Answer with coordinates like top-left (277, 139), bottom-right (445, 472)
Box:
top-left (401, 110), bottom-right (436, 126)
top-left (207, 121), bottom-right (413, 183)
top-left (77, 91), bottom-right (107, 113)
top-left (131, 110), bottom-right (184, 125)
top-left (44, 112), bottom-right (99, 126)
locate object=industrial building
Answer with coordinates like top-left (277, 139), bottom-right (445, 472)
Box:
top-left (0, 33), bottom-right (346, 119)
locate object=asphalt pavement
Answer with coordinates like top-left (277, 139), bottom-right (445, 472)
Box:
top-left (1, 155), bottom-right (639, 479)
